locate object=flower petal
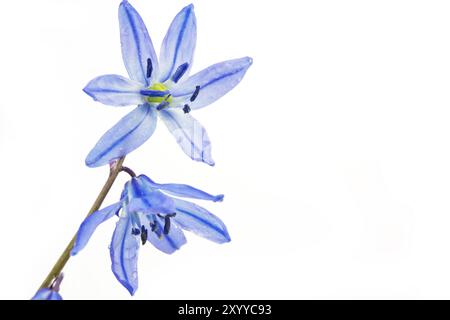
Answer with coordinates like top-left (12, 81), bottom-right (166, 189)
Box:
top-left (83, 75), bottom-right (145, 107)
top-left (159, 4), bottom-right (196, 83)
top-left (172, 198), bottom-right (231, 244)
top-left (31, 289), bottom-right (63, 300)
top-left (85, 105), bottom-right (157, 168)
top-left (119, 0), bottom-right (158, 85)
top-left (71, 202), bottom-right (122, 256)
top-left (145, 215), bottom-right (187, 254)
top-left (139, 174), bottom-right (223, 202)
top-left (159, 109), bottom-right (214, 166)
top-left (110, 216), bottom-right (140, 295)
top-left (127, 192), bottom-right (176, 215)
top-left (171, 57), bottom-right (253, 110)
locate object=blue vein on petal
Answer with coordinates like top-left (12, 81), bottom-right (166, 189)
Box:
top-left (163, 111), bottom-right (205, 163)
top-left (90, 107), bottom-right (150, 165)
top-left (125, 7), bottom-right (147, 86)
top-left (156, 219), bottom-right (179, 250)
top-left (176, 67), bottom-right (246, 97)
top-left (89, 89), bottom-right (139, 94)
top-left (162, 8), bottom-right (192, 82)
top-left (176, 207), bottom-right (227, 239)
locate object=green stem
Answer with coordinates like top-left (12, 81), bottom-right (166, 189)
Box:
top-left (38, 157), bottom-right (126, 290)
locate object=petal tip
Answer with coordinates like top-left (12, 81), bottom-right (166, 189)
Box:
top-left (245, 56), bottom-right (253, 67)
top-left (214, 194), bottom-right (225, 202)
top-left (82, 86), bottom-right (97, 102)
top-left (120, 0), bottom-right (130, 9)
top-left (84, 156), bottom-right (97, 168)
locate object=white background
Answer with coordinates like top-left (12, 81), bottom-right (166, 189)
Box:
top-left (1, 0), bottom-right (450, 300)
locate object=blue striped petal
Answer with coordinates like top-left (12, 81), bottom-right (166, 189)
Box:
top-left (145, 215), bottom-right (187, 254)
top-left (127, 192), bottom-right (176, 215)
top-left (119, 1), bottom-right (158, 86)
top-left (158, 4), bottom-right (196, 83)
top-left (159, 109), bottom-right (214, 166)
top-left (85, 105), bottom-right (157, 168)
top-left (110, 216), bottom-right (140, 295)
top-left (172, 198), bottom-right (230, 244)
top-left (171, 57), bottom-right (253, 110)
top-left (71, 202), bottom-right (122, 256)
top-left (31, 289), bottom-right (63, 300)
top-left (83, 75), bottom-right (145, 107)
top-left (139, 174), bottom-right (223, 202)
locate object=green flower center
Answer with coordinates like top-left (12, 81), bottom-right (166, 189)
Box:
top-left (146, 83), bottom-right (172, 104)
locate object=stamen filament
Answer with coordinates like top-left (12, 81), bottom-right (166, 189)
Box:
top-left (141, 90), bottom-right (170, 97)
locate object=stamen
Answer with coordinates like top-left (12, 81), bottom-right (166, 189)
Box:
top-left (140, 90), bottom-right (170, 97)
top-left (190, 86), bottom-right (201, 102)
top-left (140, 225), bottom-right (148, 245)
top-left (146, 58), bottom-right (153, 78)
top-left (183, 104), bottom-right (191, 114)
top-left (156, 100), bottom-right (170, 111)
top-left (131, 228), bottom-right (141, 236)
top-left (150, 222), bottom-right (157, 232)
top-left (157, 213), bottom-right (176, 235)
top-left (163, 217), bottom-right (171, 235)
top-left (171, 63), bottom-right (189, 83)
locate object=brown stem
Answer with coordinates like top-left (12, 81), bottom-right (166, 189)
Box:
top-left (38, 157), bottom-right (126, 290)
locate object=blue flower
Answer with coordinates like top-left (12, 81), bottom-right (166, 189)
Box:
top-left (71, 174), bottom-right (230, 295)
top-left (32, 289), bottom-right (63, 300)
top-left (84, 1), bottom-right (252, 167)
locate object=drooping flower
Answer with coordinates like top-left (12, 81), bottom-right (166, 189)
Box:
top-left (84, 1), bottom-right (252, 167)
top-left (71, 174), bottom-right (230, 295)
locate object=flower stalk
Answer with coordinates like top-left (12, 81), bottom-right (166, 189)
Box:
top-left (38, 157), bottom-right (126, 290)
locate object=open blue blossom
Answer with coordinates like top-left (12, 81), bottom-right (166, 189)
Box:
top-left (84, 1), bottom-right (252, 167)
top-left (32, 288), bottom-right (63, 300)
top-left (71, 174), bottom-right (230, 295)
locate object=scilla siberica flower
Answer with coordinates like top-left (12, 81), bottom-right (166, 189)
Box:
top-left (70, 174), bottom-right (230, 295)
top-left (84, 1), bottom-right (252, 167)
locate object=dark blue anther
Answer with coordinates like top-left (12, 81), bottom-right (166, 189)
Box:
top-left (190, 86), bottom-right (201, 102)
top-left (146, 58), bottom-right (153, 78)
top-left (131, 228), bottom-right (140, 236)
top-left (163, 217), bottom-right (171, 235)
top-left (171, 63), bottom-right (189, 83)
top-left (183, 104), bottom-right (191, 114)
top-left (156, 100), bottom-right (170, 111)
top-left (140, 225), bottom-right (148, 245)
top-left (157, 213), bottom-right (176, 235)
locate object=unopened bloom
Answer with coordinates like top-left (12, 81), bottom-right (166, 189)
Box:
top-left (71, 174), bottom-right (230, 295)
top-left (32, 274), bottom-right (64, 300)
top-left (84, 1), bottom-right (252, 167)
top-left (31, 289), bottom-right (63, 300)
